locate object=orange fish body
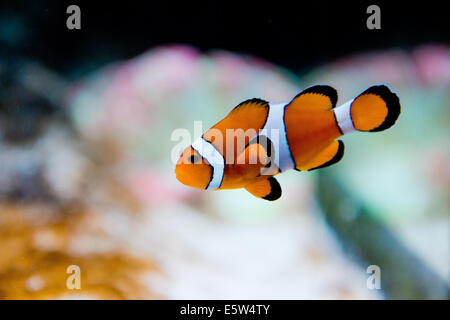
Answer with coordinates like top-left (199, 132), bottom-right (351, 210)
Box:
top-left (175, 85), bottom-right (400, 200)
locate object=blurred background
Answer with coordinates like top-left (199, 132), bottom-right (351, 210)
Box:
top-left (0, 1), bottom-right (448, 299)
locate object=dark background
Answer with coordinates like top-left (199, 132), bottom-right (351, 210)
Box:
top-left (1, 0), bottom-right (448, 78)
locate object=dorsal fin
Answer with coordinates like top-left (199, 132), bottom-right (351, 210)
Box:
top-left (230, 98), bottom-right (269, 113)
top-left (209, 98), bottom-right (269, 132)
top-left (286, 85), bottom-right (338, 111)
top-left (203, 98), bottom-right (269, 158)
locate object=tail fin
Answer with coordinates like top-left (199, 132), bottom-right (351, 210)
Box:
top-left (350, 85), bottom-right (401, 132)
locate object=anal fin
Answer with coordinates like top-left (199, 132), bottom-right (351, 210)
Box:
top-left (245, 177), bottom-right (282, 201)
top-left (297, 140), bottom-right (345, 171)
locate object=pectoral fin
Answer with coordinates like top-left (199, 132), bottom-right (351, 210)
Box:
top-left (236, 140), bottom-right (280, 177)
top-left (297, 140), bottom-right (345, 171)
top-left (236, 142), bottom-right (270, 166)
top-left (245, 177), bottom-right (282, 201)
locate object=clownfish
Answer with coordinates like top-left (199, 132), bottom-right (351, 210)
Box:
top-left (175, 85), bottom-right (400, 200)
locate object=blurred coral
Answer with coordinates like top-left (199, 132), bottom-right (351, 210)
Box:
top-left (0, 43), bottom-right (448, 299)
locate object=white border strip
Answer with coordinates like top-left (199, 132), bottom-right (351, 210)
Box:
top-left (263, 102), bottom-right (295, 172)
top-left (191, 137), bottom-right (225, 190)
top-left (333, 99), bottom-right (356, 134)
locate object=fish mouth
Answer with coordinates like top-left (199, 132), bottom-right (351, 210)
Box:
top-left (174, 165), bottom-right (187, 185)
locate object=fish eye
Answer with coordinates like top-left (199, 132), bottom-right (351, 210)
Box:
top-left (189, 155), bottom-right (200, 164)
